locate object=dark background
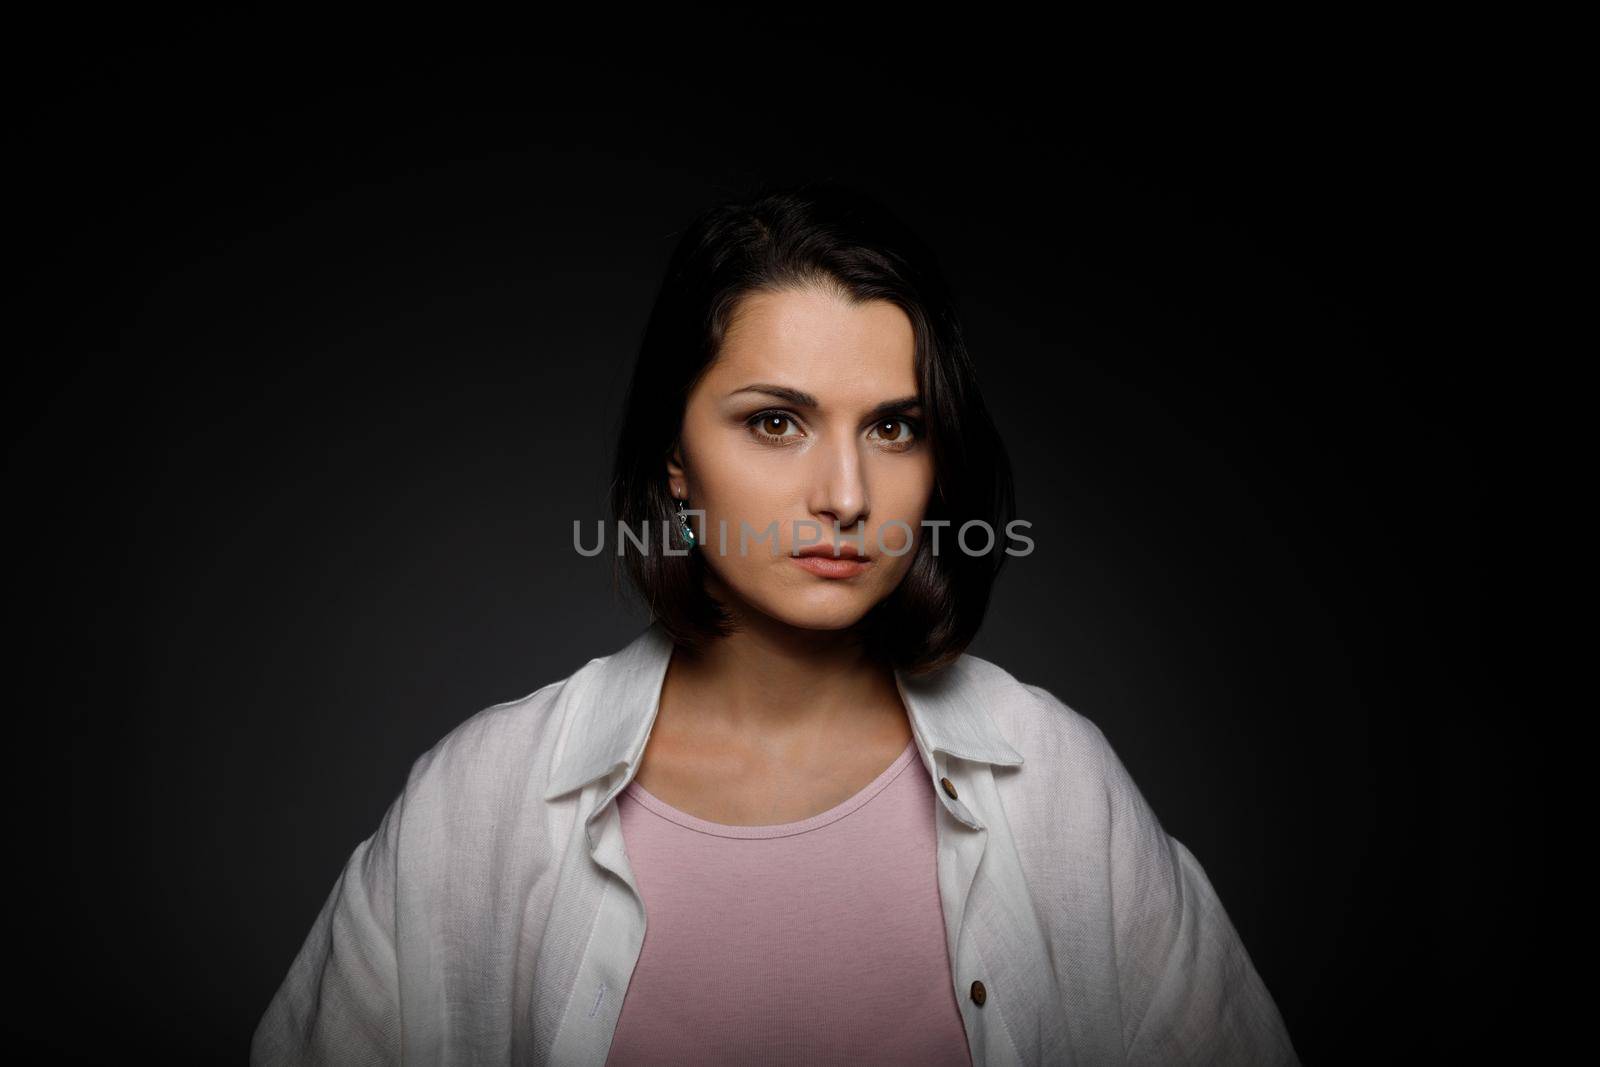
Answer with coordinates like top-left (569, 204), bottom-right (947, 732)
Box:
top-left (12, 30), bottom-right (1494, 1064)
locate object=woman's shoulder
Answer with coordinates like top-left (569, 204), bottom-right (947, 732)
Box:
top-left (946, 649), bottom-right (1118, 776)
top-left (395, 651), bottom-right (612, 818)
top-left (952, 652), bottom-right (1160, 859)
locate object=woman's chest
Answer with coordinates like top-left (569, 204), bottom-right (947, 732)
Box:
top-left (631, 718), bottom-right (916, 826)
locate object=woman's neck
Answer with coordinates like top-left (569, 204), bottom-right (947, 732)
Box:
top-left (658, 623), bottom-right (906, 757)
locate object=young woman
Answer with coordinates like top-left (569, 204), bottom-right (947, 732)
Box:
top-left (252, 183), bottom-right (1301, 1065)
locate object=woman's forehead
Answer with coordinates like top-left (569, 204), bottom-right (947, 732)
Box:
top-left (711, 289), bottom-right (919, 401)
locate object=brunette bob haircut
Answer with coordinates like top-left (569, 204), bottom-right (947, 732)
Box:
top-left (608, 180), bottom-right (1016, 677)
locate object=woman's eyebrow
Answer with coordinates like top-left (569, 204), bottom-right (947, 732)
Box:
top-left (729, 383), bottom-right (923, 419)
top-left (729, 383), bottom-right (821, 407)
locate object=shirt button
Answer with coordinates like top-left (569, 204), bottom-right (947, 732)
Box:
top-left (970, 979), bottom-right (987, 1006)
top-left (940, 777), bottom-right (959, 800)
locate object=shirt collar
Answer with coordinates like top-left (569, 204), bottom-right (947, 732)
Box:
top-left (541, 620), bottom-right (1025, 805)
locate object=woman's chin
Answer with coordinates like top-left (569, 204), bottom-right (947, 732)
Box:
top-left (760, 595), bottom-right (878, 633)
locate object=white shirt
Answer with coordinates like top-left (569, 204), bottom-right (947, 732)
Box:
top-left (251, 621), bottom-right (1301, 1065)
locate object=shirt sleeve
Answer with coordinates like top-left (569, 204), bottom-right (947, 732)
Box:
top-left (249, 782), bottom-right (406, 1066)
top-left (1095, 723), bottom-right (1302, 1066)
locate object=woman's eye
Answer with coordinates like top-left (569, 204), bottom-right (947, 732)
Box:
top-left (869, 417), bottom-right (919, 446)
top-left (748, 411), bottom-right (921, 448)
top-left (750, 412), bottom-right (802, 441)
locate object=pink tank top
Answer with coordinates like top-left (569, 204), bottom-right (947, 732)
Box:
top-left (604, 737), bottom-right (973, 1066)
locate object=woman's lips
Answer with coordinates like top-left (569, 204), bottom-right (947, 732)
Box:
top-left (790, 555), bottom-right (871, 578)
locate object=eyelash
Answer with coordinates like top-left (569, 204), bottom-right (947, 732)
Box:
top-left (746, 409), bottom-right (923, 451)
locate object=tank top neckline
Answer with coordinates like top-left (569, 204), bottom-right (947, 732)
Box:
top-left (621, 736), bottom-right (920, 840)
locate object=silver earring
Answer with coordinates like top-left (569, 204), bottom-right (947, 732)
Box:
top-left (676, 495), bottom-right (697, 549)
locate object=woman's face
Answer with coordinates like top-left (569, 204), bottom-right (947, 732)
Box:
top-left (667, 285), bottom-right (936, 632)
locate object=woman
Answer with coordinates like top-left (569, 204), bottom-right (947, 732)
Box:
top-left (252, 183), bottom-right (1300, 1065)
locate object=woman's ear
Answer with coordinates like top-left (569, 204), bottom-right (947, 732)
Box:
top-left (665, 444), bottom-right (686, 499)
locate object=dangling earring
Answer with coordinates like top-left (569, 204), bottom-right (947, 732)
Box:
top-left (676, 495), bottom-right (697, 549)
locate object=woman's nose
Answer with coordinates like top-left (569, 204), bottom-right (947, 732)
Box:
top-left (807, 434), bottom-right (869, 530)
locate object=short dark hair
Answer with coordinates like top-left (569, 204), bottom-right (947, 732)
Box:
top-left (608, 180), bottom-right (1016, 677)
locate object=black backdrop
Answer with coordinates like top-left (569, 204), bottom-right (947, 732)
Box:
top-left (12, 30), bottom-right (1492, 1064)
